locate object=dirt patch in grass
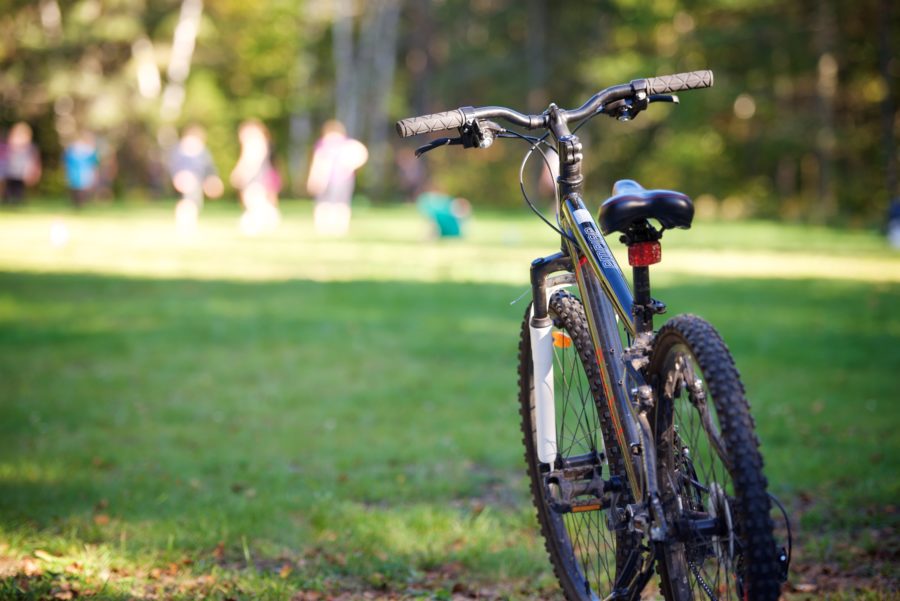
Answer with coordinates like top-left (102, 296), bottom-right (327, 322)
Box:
top-left (3, 536), bottom-right (898, 601)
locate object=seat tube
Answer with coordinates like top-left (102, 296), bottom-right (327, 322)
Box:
top-left (572, 259), bottom-right (644, 498)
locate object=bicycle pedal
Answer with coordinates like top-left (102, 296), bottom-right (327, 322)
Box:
top-left (545, 467), bottom-right (609, 514)
top-left (570, 499), bottom-right (606, 513)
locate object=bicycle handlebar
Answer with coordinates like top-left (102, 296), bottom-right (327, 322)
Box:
top-left (395, 109), bottom-right (467, 138)
top-left (645, 70), bottom-right (714, 94)
top-left (395, 70), bottom-right (714, 138)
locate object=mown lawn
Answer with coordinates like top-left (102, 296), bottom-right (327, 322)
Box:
top-left (1, 201), bottom-right (898, 600)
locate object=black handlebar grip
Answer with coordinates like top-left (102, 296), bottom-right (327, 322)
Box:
top-left (645, 70), bottom-right (714, 94)
top-left (395, 109), bottom-right (467, 138)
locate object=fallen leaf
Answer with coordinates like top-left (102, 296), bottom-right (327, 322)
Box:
top-left (793, 583), bottom-right (818, 593)
top-left (21, 558), bottom-right (42, 576)
top-left (278, 563), bottom-right (292, 579)
top-left (65, 562), bottom-right (83, 575)
top-left (93, 514), bottom-right (110, 526)
top-left (34, 549), bottom-right (57, 561)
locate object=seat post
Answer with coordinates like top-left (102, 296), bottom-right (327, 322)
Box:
top-left (624, 220), bottom-right (664, 334)
top-left (632, 265), bottom-right (654, 334)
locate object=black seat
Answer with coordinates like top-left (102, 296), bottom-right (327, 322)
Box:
top-left (598, 179), bottom-right (694, 235)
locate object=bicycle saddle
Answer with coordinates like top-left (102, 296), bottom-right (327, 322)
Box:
top-left (598, 179), bottom-right (694, 235)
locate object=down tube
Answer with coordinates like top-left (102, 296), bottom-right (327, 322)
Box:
top-left (561, 197), bottom-right (643, 498)
top-left (561, 195), bottom-right (635, 335)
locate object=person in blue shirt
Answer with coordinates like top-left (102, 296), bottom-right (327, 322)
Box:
top-left (63, 132), bottom-right (99, 207)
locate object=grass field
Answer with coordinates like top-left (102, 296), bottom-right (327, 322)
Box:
top-left (1, 201), bottom-right (898, 600)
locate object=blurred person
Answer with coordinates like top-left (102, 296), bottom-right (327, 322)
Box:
top-left (168, 125), bottom-right (223, 234)
top-left (888, 199), bottom-right (900, 249)
top-left (416, 190), bottom-right (471, 238)
top-left (231, 120), bottom-right (280, 236)
top-left (3, 122), bottom-right (41, 205)
top-left (63, 131), bottom-right (100, 207)
top-left (0, 127), bottom-right (7, 199)
top-left (94, 134), bottom-right (119, 200)
top-left (307, 120), bottom-right (368, 236)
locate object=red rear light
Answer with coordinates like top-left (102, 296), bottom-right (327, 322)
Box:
top-left (628, 241), bottom-right (661, 267)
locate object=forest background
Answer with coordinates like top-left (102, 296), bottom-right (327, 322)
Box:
top-left (0, 0), bottom-right (897, 224)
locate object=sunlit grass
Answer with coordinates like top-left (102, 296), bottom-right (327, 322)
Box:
top-left (0, 201), bottom-right (897, 598)
top-left (0, 200), bottom-right (897, 284)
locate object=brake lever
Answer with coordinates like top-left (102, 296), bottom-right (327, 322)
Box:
top-left (460, 119), bottom-right (504, 149)
top-left (648, 94), bottom-right (680, 104)
top-left (603, 93), bottom-right (680, 122)
top-left (604, 98), bottom-right (643, 121)
top-left (416, 119), bottom-right (507, 157)
top-left (415, 136), bottom-right (463, 158)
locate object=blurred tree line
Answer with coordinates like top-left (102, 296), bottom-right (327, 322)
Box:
top-left (0, 0), bottom-right (896, 223)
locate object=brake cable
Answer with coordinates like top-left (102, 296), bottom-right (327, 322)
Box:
top-left (499, 128), bottom-right (576, 241)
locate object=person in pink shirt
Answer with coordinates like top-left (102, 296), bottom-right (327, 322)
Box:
top-left (307, 120), bottom-right (368, 236)
top-left (231, 120), bottom-right (281, 235)
top-left (3, 122), bottom-right (41, 205)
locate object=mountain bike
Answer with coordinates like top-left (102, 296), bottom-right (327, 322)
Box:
top-left (396, 70), bottom-right (790, 600)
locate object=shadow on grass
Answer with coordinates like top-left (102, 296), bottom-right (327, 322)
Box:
top-left (0, 271), bottom-right (898, 595)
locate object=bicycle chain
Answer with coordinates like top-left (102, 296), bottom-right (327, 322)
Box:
top-left (688, 559), bottom-right (718, 601)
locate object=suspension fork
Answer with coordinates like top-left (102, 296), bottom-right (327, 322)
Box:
top-left (529, 251), bottom-right (572, 466)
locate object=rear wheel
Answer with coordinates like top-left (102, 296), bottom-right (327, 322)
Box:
top-left (518, 291), bottom-right (643, 600)
top-left (648, 314), bottom-right (781, 600)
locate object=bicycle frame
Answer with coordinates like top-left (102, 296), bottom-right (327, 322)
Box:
top-left (529, 113), bottom-right (663, 515)
top-left (530, 195), bottom-right (647, 500)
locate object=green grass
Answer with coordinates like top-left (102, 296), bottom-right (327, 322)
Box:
top-left (0, 201), bottom-right (898, 599)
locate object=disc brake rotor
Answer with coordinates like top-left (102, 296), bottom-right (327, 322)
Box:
top-left (707, 483), bottom-right (735, 568)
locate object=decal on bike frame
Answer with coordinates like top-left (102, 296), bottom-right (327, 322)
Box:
top-left (577, 220), bottom-right (617, 270)
top-left (572, 208), bottom-right (593, 224)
